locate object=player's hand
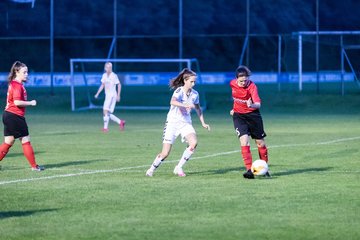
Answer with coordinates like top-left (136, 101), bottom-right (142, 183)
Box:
top-left (230, 109), bottom-right (234, 116)
top-left (246, 98), bottom-right (253, 108)
top-left (185, 103), bottom-right (195, 112)
top-left (94, 94), bottom-right (98, 99)
top-left (30, 100), bottom-right (36, 106)
top-left (116, 96), bottom-right (120, 102)
top-left (185, 103), bottom-right (195, 109)
top-left (202, 123), bottom-right (211, 131)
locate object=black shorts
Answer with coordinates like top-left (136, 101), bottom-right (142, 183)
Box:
top-left (232, 110), bottom-right (266, 139)
top-left (2, 111), bottom-right (29, 139)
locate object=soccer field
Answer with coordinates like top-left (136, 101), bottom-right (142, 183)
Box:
top-left (0, 84), bottom-right (359, 240)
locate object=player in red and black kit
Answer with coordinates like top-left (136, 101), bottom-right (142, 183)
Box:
top-left (230, 65), bottom-right (269, 179)
top-left (0, 61), bottom-right (44, 171)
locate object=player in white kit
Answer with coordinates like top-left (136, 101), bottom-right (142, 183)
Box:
top-left (146, 68), bottom-right (210, 177)
top-left (94, 62), bottom-right (125, 132)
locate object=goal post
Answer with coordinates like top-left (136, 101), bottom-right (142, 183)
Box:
top-left (341, 45), bottom-right (360, 87)
top-left (69, 58), bottom-right (203, 111)
top-left (295, 31), bottom-right (360, 93)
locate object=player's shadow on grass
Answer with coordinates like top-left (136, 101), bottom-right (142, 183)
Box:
top-left (191, 166), bottom-right (333, 177)
top-left (191, 167), bottom-right (243, 176)
top-left (0, 208), bottom-right (58, 219)
top-left (274, 167), bottom-right (333, 176)
top-left (6, 151), bottom-right (46, 158)
top-left (41, 131), bottom-right (79, 136)
top-left (44, 159), bottom-right (109, 169)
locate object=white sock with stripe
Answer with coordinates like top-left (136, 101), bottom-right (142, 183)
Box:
top-left (149, 155), bottom-right (164, 171)
top-left (177, 147), bottom-right (194, 169)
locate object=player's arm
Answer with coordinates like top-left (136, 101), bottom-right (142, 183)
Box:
top-left (170, 97), bottom-right (195, 109)
top-left (247, 85), bottom-right (261, 109)
top-left (94, 83), bottom-right (105, 99)
top-left (116, 83), bottom-right (121, 102)
top-left (194, 103), bottom-right (210, 131)
top-left (246, 99), bottom-right (261, 109)
top-left (14, 100), bottom-right (36, 107)
top-left (12, 88), bottom-right (36, 107)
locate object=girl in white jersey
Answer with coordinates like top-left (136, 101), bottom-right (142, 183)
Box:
top-left (146, 68), bottom-right (210, 177)
top-left (94, 62), bottom-right (125, 132)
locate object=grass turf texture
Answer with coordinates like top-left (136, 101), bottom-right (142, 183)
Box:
top-left (0, 83), bottom-right (359, 240)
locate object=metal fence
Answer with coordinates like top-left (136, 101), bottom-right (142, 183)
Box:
top-left (1, 0), bottom-right (360, 79)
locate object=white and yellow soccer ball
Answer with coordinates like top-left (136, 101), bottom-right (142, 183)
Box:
top-left (251, 160), bottom-right (269, 176)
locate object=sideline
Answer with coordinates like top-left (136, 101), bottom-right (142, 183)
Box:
top-left (1, 136), bottom-right (359, 186)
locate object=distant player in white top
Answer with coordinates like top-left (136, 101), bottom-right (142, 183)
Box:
top-left (94, 62), bottom-right (125, 132)
top-left (146, 68), bottom-right (210, 177)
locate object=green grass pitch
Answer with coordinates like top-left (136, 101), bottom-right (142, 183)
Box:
top-left (0, 83), bottom-right (359, 240)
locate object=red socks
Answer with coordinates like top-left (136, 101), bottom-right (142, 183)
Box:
top-left (22, 142), bottom-right (37, 168)
top-left (241, 145), bottom-right (268, 170)
top-left (0, 143), bottom-right (12, 161)
top-left (1, 142), bottom-right (38, 168)
top-left (241, 146), bottom-right (252, 170)
top-left (258, 146), bottom-right (268, 162)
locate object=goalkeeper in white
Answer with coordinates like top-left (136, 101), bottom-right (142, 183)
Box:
top-left (146, 68), bottom-right (210, 177)
top-left (94, 62), bottom-right (125, 132)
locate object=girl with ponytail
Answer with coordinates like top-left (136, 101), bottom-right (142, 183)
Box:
top-left (146, 68), bottom-right (210, 177)
top-left (0, 61), bottom-right (44, 171)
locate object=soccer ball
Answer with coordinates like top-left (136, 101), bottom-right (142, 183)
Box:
top-left (251, 160), bottom-right (268, 176)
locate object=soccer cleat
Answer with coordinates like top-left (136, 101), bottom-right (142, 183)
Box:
top-left (119, 120), bottom-right (126, 131)
top-left (264, 171), bottom-right (272, 178)
top-left (145, 169), bottom-right (154, 177)
top-left (102, 128), bottom-right (109, 133)
top-left (243, 169), bottom-right (254, 179)
top-left (173, 166), bottom-right (186, 177)
top-left (32, 165), bottom-right (45, 171)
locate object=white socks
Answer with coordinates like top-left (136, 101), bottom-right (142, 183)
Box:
top-left (103, 115), bottom-right (110, 129)
top-left (177, 147), bottom-right (194, 169)
top-left (110, 114), bottom-right (121, 124)
top-left (149, 147), bottom-right (195, 173)
top-left (104, 114), bottom-right (121, 129)
top-left (149, 155), bottom-right (164, 171)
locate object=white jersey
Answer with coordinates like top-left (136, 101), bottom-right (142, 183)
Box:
top-left (166, 87), bottom-right (199, 124)
top-left (101, 72), bottom-right (120, 97)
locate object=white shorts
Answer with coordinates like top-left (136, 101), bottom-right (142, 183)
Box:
top-left (103, 95), bottom-right (116, 113)
top-left (162, 121), bottom-right (196, 144)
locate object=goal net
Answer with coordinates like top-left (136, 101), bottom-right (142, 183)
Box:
top-left (342, 45), bottom-right (360, 87)
top-left (69, 58), bottom-right (203, 111)
top-left (295, 31), bottom-right (360, 93)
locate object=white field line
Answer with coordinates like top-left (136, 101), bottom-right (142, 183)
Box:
top-left (0, 136), bottom-right (359, 186)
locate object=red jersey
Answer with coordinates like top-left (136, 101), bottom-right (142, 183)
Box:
top-left (230, 79), bottom-right (261, 114)
top-left (5, 80), bottom-right (27, 117)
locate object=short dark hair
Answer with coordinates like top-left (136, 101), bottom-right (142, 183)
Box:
top-left (235, 65), bottom-right (251, 78)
